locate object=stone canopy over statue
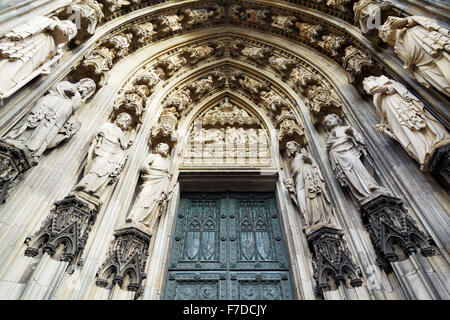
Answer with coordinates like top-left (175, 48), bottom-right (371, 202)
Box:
top-left (73, 112), bottom-right (132, 197)
top-left (285, 141), bottom-right (334, 233)
top-left (125, 142), bottom-right (172, 235)
top-left (2, 79), bottom-right (96, 165)
top-left (379, 16), bottom-right (450, 97)
top-left (323, 114), bottom-right (383, 202)
top-left (363, 75), bottom-right (450, 170)
top-left (0, 16), bottom-right (78, 102)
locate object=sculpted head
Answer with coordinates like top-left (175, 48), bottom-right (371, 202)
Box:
top-left (53, 18), bottom-right (78, 44)
top-left (378, 20), bottom-right (397, 46)
top-left (323, 114), bottom-right (342, 131)
top-left (286, 141), bottom-right (300, 158)
top-left (115, 112), bottom-right (132, 130)
top-left (77, 78), bottom-right (96, 102)
top-left (155, 142), bottom-right (170, 157)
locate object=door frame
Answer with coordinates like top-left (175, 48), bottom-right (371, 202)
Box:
top-left (140, 170), bottom-right (316, 300)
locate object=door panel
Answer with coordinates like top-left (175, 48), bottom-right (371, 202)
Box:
top-left (165, 192), bottom-right (293, 300)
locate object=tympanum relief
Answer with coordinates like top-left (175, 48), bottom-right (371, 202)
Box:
top-left (183, 99), bottom-right (271, 167)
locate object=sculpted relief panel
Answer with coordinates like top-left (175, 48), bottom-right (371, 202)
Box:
top-left (183, 98), bottom-right (271, 167)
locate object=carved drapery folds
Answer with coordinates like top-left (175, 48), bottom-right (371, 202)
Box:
top-left (0, 79), bottom-right (96, 204)
top-left (360, 195), bottom-right (435, 273)
top-left (379, 16), bottom-right (450, 98)
top-left (24, 194), bottom-right (99, 266)
top-left (95, 227), bottom-right (151, 296)
top-left (363, 75), bottom-right (450, 182)
top-left (0, 16), bottom-right (78, 103)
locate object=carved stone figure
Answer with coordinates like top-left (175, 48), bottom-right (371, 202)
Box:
top-left (186, 76), bottom-right (213, 99)
top-left (317, 34), bottom-right (347, 57)
top-left (155, 55), bottom-right (187, 77)
top-left (58, 0), bottom-right (104, 45)
top-left (290, 68), bottom-right (321, 92)
top-left (260, 90), bottom-right (288, 115)
top-left (277, 107), bottom-right (305, 149)
top-left (271, 15), bottom-right (297, 33)
top-left (181, 8), bottom-right (214, 26)
top-left (105, 33), bottom-right (133, 59)
top-left (130, 22), bottom-right (157, 48)
top-left (74, 112), bottom-right (132, 196)
top-left (125, 143), bottom-right (171, 235)
top-left (238, 76), bottom-right (269, 97)
top-left (353, 0), bottom-right (395, 35)
top-left (363, 75), bottom-right (450, 169)
top-left (241, 46), bottom-right (271, 64)
top-left (286, 142), bottom-right (333, 230)
top-left (379, 16), bottom-right (450, 97)
top-left (295, 23), bottom-right (323, 43)
top-left (240, 9), bottom-right (269, 25)
top-left (326, 0), bottom-right (352, 12)
top-left (305, 85), bottom-right (343, 125)
top-left (269, 56), bottom-right (297, 77)
top-left (0, 16), bottom-right (77, 102)
top-left (323, 114), bottom-right (383, 202)
top-left (76, 46), bottom-right (115, 86)
top-left (165, 89), bottom-right (192, 113)
top-left (98, 0), bottom-right (130, 14)
top-left (2, 79), bottom-right (96, 165)
top-left (156, 14), bottom-right (184, 34)
top-left (181, 45), bottom-right (214, 64)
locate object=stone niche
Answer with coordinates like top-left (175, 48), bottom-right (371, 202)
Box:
top-left (182, 98), bottom-right (271, 168)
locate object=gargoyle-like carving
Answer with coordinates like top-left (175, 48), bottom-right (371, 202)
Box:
top-left (317, 34), bottom-right (347, 57)
top-left (295, 22), bottom-right (323, 44)
top-left (342, 45), bottom-right (374, 84)
top-left (271, 15), bottom-right (297, 33)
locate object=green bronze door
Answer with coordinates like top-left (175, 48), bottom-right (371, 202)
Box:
top-left (164, 192), bottom-right (293, 300)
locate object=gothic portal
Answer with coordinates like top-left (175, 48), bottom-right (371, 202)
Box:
top-left (0, 0), bottom-right (449, 301)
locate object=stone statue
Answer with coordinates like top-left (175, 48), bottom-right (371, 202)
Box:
top-left (363, 75), bottom-right (450, 169)
top-left (0, 16), bottom-right (77, 101)
top-left (2, 79), bottom-right (96, 165)
top-left (323, 114), bottom-right (382, 202)
top-left (125, 143), bottom-right (171, 235)
top-left (285, 142), bottom-right (333, 230)
top-left (379, 16), bottom-right (450, 97)
top-left (73, 112), bottom-right (132, 196)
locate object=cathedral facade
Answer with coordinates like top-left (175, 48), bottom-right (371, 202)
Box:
top-left (0, 0), bottom-right (448, 300)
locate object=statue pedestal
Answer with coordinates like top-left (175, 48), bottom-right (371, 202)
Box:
top-left (0, 141), bottom-right (31, 204)
top-left (360, 194), bottom-right (435, 273)
top-left (427, 143), bottom-right (450, 189)
top-left (24, 192), bottom-right (100, 266)
top-left (95, 227), bottom-right (151, 297)
top-left (305, 224), bottom-right (363, 296)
